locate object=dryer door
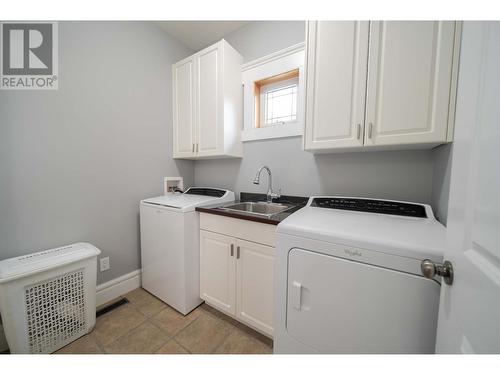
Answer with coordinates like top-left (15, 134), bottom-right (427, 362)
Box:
top-left (286, 248), bottom-right (440, 353)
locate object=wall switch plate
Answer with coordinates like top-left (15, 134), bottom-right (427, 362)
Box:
top-left (100, 257), bottom-right (110, 272)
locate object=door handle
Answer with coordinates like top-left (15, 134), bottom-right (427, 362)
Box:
top-left (236, 246), bottom-right (240, 259)
top-left (291, 281), bottom-right (302, 310)
top-left (357, 123), bottom-right (361, 139)
top-left (192, 143), bottom-right (195, 153)
top-left (421, 259), bottom-right (454, 285)
top-left (230, 244), bottom-right (234, 257)
top-left (368, 122), bottom-right (373, 139)
top-left (196, 143), bottom-right (199, 153)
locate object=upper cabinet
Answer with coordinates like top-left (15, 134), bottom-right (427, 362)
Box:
top-left (304, 21), bottom-right (461, 152)
top-left (173, 40), bottom-right (243, 159)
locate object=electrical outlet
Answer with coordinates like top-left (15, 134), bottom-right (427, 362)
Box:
top-left (100, 257), bottom-right (110, 272)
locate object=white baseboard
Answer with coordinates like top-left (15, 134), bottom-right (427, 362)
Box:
top-left (96, 269), bottom-right (141, 307)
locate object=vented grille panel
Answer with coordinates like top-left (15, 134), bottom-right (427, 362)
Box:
top-left (18, 245), bottom-right (73, 261)
top-left (24, 269), bottom-right (86, 353)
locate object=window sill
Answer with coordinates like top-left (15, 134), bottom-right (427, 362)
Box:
top-left (241, 122), bottom-right (303, 142)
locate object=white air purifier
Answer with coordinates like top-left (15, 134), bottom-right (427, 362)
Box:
top-left (0, 243), bottom-right (101, 354)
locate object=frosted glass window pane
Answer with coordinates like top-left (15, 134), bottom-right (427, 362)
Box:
top-left (262, 83), bottom-right (298, 127)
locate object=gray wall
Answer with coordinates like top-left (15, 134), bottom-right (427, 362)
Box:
top-left (195, 138), bottom-right (435, 204)
top-left (0, 22), bottom-right (194, 284)
top-left (431, 144), bottom-right (453, 224)
top-left (194, 21), bottom-right (438, 207)
top-left (225, 21), bottom-right (306, 62)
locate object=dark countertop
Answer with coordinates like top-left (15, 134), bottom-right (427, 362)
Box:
top-left (196, 192), bottom-right (309, 225)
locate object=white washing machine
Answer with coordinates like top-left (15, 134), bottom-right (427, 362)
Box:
top-left (140, 187), bottom-right (234, 315)
top-left (274, 197), bottom-right (446, 354)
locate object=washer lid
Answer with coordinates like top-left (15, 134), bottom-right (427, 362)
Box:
top-left (141, 188), bottom-right (234, 212)
top-left (277, 197), bottom-right (446, 262)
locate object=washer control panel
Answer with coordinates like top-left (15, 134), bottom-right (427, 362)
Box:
top-left (184, 188), bottom-right (227, 198)
top-left (310, 197), bottom-right (427, 218)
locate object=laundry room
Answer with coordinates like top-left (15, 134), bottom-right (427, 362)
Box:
top-left (0, 0), bottom-right (499, 373)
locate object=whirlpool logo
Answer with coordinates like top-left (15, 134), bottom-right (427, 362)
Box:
top-left (1, 22), bottom-right (58, 89)
top-left (344, 248), bottom-right (363, 257)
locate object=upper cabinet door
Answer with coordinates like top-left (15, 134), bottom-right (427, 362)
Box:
top-left (196, 43), bottom-right (223, 157)
top-left (365, 21), bottom-right (457, 147)
top-left (172, 57), bottom-right (196, 158)
top-left (304, 21), bottom-right (369, 150)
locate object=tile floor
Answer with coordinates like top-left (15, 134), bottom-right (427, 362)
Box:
top-left (55, 288), bottom-right (273, 354)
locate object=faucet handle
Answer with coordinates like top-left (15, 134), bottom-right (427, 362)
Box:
top-left (271, 188), bottom-right (281, 199)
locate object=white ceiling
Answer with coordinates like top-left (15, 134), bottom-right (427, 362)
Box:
top-left (156, 21), bottom-right (249, 51)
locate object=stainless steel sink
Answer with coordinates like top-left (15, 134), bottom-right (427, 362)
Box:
top-left (220, 201), bottom-right (293, 218)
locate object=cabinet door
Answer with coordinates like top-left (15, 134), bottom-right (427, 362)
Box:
top-left (196, 43), bottom-right (223, 157)
top-left (304, 21), bottom-right (369, 150)
top-left (235, 239), bottom-right (275, 336)
top-left (365, 21), bottom-right (456, 146)
top-left (199, 230), bottom-right (236, 315)
top-left (172, 57), bottom-right (196, 158)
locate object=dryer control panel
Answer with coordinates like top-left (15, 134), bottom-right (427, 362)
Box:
top-left (310, 197), bottom-right (427, 218)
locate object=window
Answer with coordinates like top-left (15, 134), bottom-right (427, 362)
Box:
top-left (254, 69), bottom-right (300, 128)
top-left (241, 43), bottom-right (305, 142)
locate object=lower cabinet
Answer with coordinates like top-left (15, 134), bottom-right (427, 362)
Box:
top-left (199, 215), bottom-right (276, 337)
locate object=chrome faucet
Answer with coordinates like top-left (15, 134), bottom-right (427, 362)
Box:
top-left (253, 166), bottom-right (281, 203)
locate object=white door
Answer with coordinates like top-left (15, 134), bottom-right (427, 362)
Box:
top-left (235, 239), bottom-right (275, 337)
top-left (365, 21), bottom-right (456, 147)
top-left (304, 21), bottom-right (369, 150)
top-left (199, 230), bottom-right (236, 315)
top-left (172, 57), bottom-right (196, 158)
top-left (196, 43), bottom-right (222, 157)
top-left (435, 22), bottom-right (500, 354)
